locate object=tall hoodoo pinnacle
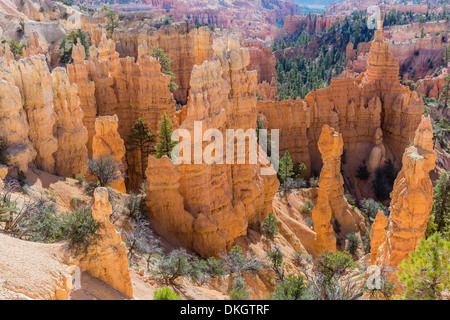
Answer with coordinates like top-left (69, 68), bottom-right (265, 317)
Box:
top-left (376, 116), bottom-right (437, 268)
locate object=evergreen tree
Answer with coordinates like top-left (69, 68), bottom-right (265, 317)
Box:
top-left (397, 233), bottom-right (450, 300)
top-left (154, 112), bottom-right (177, 159)
top-left (126, 118), bottom-right (155, 181)
top-left (102, 6), bottom-right (120, 39)
top-left (429, 171), bottom-right (450, 237)
top-left (59, 29), bottom-right (90, 64)
top-left (150, 46), bottom-right (178, 91)
top-left (278, 150), bottom-right (294, 192)
top-left (261, 213), bottom-right (279, 241)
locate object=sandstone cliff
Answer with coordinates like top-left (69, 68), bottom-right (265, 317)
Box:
top-left (67, 40), bottom-right (97, 158)
top-left (0, 58), bottom-right (36, 172)
top-left (0, 53), bottom-right (89, 177)
top-left (145, 37), bottom-right (279, 258)
top-left (257, 27), bottom-right (424, 201)
top-left (11, 54), bottom-right (58, 173)
top-left (112, 21), bottom-right (215, 105)
top-left (69, 32), bottom-right (176, 188)
top-left (52, 67), bottom-right (89, 178)
top-left (369, 210), bottom-right (389, 264)
top-left (376, 116), bottom-right (437, 268)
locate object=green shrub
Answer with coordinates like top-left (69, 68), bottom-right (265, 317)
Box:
top-left (315, 251), bottom-right (358, 283)
top-left (88, 156), bottom-right (124, 187)
top-left (17, 170), bottom-right (26, 186)
top-left (309, 177), bottom-right (319, 188)
top-left (261, 213), bottom-right (279, 241)
top-left (222, 245), bottom-right (264, 276)
top-left (205, 256), bottom-right (227, 278)
top-left (344, 193), bottom-right (356, 206)
top-left (301, 200), bottom-right (314, 214)
top-left (229, 277), bottom-right (251, 300)
top-left (294, 162), bottom-right (307, 179)
top-left (74, 174), bottom-right (85, 185)
top-left (271, 275), bottom-right (308, 300)
top-left (345, 233), bottom-right (360, 254)
top-left (304, 217), bottom-right (314, 228)
top-left (0, 137), bottom-right (10, 166)
top-left (123, 193), bottom-right (144, 221)
top-left (372, 160), bottom-right (398, 201)
top-left (152, 249), bottom-right (191, 284)
top-left (60, 206), bottom-right (98, 251)
top-left (356, 164), bottom-right (370, 180)
top-left (362, 230), bottom-right (371, 254)
top-left (153, 287), bottom-right (181, 300)
top-left (360, 198), bottom-right (387, 221)
top-left (397, 233), bottom-right (450, 300)
top-left (266, 244), bottom-right (285, 281)
top-left (21, 198), bottom-right (61, 242)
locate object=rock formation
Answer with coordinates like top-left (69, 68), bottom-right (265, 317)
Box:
top-left (0, 58), bottom-right (36, 173)
top-left (311, 125), bottom-right (340, 254)
top-left (369, 211), bottom-right (389, 264)
top-left (67, 40), bottom-right (97, 157)
top-left (145, 37), bottom-right (279, 258)
top-left (0, 52), bottom-right (91, 176)
top-left (376, 116), bottom-right (437, 267)
top-left (257, 99), bottom-right (311, 172)
top-left (0, 165), bottom-right (7, 190)
top-left (367, 127), bottom-right (386, 173)
top-left (69, 32), bottom-right (176, 188)
top-left (242, 39), bottom-right (277, 84)
top-left (257, 26), bottom-right (424, 201)
top-left (78, 187), bottom-right (133, 298)
top-left (92, 115), bottom-right (127, 193)
top-left (312, 125), bottom-right (366, 255)
top-left (52, 67), bottom-right (89, 178)
top-left (112, 21), bottom-right (215, 104)
top-left (11, 54), bottom-right (58, 173)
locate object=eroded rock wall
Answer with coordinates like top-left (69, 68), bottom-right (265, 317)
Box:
top-left (257, 27), bottom-right (424, 198)
top-left (145, 37), bottom-right (279, 258)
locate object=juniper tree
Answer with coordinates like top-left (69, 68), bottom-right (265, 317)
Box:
top-left (126, 118), bottom-right (155, 180)
top-left (154, 112), bottom-right (177, 159)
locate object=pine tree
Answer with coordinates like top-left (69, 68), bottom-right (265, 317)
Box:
top-left (397, 233), bottom-right (450, 300)
top-left (261, 213), bottom-right (279, 241)
top-left (59, 29), bottom-right (90, 64)
top-left (126, 118), bottom-right (155, 180)
top-left (154, 112), bottom-right (177, 159)
top-left (150, 46), bottom-right (178, 91)
top-left (102, 6), bottom-right (120, 39)
top-left (278, 150), bottom-right (294, 192)
top-left (441, 75), bottom-right (450, 107)
top-left (431, 171), bottom-right (450, 237)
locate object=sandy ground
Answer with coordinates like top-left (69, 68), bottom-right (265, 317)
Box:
top-left (0, 233), bottom-right (71, 300)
